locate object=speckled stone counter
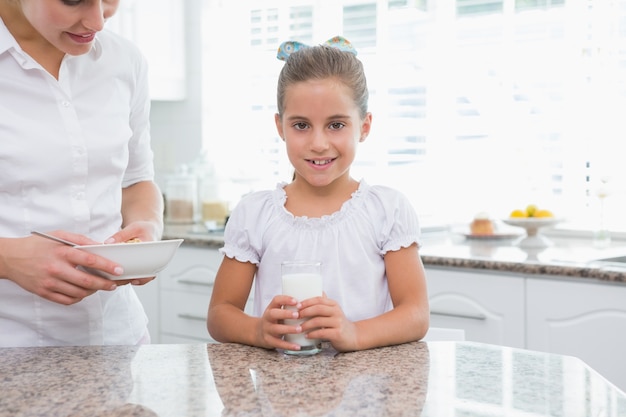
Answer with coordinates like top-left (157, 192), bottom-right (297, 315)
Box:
top-left (418, 232), bottom-right (626, 283)
top-left (164, 224), bottom-right (626, 283)
top-left (1, 341), bottom-right (624, 417)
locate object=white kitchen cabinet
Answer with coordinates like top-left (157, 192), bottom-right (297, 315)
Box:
top-left (526, 277), bottom-right (626, 392)
top-left (149, 245), bottom-right (254, 343)
top-left (132, 280), bottom-right (160, 343)
top-left (425, 268), bottom-right (526, 348)
top-left (157, 246), bottom-right (222, 343)
top-left (161, 289), bottom-right (217, 342)
top-left (107, 0), bottom-right (186, 100)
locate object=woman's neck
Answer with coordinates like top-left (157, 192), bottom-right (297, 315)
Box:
top-left (0, 3), bottom-right (64, 79)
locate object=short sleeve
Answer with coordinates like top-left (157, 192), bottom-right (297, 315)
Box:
top-left (120, 36), bottom-right (154, 187)
top-left (368, 186), bottom-right (421, 254)
top-left (218, 191), bottom-right (272, 264)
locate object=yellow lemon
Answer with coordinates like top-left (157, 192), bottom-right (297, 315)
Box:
top-left (526, 204), bottom-right (538, 217)
top-left (535, 209), bottom-right (554, 218)
top-left (510, 209), bottom-right (526, 218)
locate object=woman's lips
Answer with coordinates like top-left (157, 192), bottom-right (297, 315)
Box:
top-left (67, 32), bottom-right (96, 44)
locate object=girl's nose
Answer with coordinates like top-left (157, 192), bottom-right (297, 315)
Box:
top-left (310, 130), bottom-right (330, 151)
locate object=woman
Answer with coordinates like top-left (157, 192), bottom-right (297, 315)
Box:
top-left (0, 0), bottom-right (164, 346)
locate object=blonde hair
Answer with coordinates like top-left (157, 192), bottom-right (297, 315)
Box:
top-left (276, 45), bottom-right (369, 119)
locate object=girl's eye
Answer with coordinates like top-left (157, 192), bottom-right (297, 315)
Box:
top-left (293, 122), bottom-right (308, 130)
top-left (329, 122), bottom-right (345, 130)
top-left (62, 0), bottom-right (82, 5)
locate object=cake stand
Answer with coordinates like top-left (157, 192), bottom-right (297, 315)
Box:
top-left (501, 218), bottom-right (562, 249)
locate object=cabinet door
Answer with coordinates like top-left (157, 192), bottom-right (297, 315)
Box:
top-left (107, 1), bottom-right (186, 100)
top-left (161, 290), bottom-right (217, 343)
top-left (158, 246), bottom-right (255, 343)
top-left (160, 246), bottom-right (223, 292)
top-left (425, 268), bottom-right (525, 348)
top-left (159, 246), bottom-right (222, 343)
top-left (526, 278), bottom-right (626, 392)
top-left (133, 280), bottom-right (160, 343)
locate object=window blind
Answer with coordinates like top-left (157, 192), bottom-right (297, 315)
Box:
top-left (202, 0), bottom-right (626, 233)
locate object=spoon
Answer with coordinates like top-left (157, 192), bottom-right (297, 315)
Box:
top-left (31, 231), bottom-right (77, 247)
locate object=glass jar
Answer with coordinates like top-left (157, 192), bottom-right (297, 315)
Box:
top-left (197, 161), bottom-right (229, 228)
top-left (165, 164), bottom-right (198, 224)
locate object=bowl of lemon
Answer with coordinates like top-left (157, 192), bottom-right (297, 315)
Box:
top-left (503, 204), bottom-right (561, 248)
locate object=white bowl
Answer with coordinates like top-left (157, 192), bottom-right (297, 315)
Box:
top-left (76, 239), bottom-right (184, 280)
top-left (502, 217), bottom-right (561, 230)
top-left (502, 218), bottom-right (562, 248)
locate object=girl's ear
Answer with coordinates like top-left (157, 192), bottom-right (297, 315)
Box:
top-left (275, 113), bottom-right (285, 140)
top-left (359, 112), bottom-right (373, 142)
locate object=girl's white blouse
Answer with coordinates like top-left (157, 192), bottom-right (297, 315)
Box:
top-left (220, 181), bottom-right (421, 321)
top-left (0, 19), bottom-right (154, 347)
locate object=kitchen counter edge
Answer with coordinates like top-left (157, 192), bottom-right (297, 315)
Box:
top-left (164, 229), bottom-right (626, 284)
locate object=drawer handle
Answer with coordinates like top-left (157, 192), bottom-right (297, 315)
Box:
top-left (176, 279), bottom-right (213, 287)
top-left (177, 313), bottom-right (207, 322)
top-left (430, 310), bottom-right (486, 321)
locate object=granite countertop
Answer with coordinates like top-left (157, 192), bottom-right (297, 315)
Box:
top-left (418, 232), bottom-right (626, 283)
top-left (164, 224), bottom-right (626, 283)
top-left (2, 341), bottom-right (625, 417)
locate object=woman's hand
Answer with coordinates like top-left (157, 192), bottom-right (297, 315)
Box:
top-left (104, 220), bottom-right (161, 245)
top-left (297, 295), bottom-right (360, 352)
top-left (117, 181), bottom-right (164, 245)
top-left (1, 232), bottom-right (124, 305)
top-left (256, 295), bottom-right (305, 351)
top-left (101, 221), bottom-right (162, 287)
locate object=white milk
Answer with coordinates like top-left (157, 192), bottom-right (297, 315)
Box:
top-left (282, 272), bottom-right (322, 347)
top-left (282, 273), bottom-right (322, 300)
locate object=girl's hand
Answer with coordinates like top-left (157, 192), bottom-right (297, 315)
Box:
top-left (257, 295), bottom-right (305, 351)
top-left (297, 296), bottom-right (360, 352)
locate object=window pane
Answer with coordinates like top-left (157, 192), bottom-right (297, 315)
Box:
top-left (457, 0), bottom-right (504, 15)
top-left (516, 0), bottom-right (565, 12)
top-left (343, 3), bottom-right (378, 47)
top-left (202, 0), bottom-right (626, 233)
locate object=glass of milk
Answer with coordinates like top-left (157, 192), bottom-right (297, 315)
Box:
top-left (281, 260), bottom-right (323, 355)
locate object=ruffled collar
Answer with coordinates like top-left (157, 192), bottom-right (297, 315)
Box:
top-left (273, 180), bottom-right (368, 228)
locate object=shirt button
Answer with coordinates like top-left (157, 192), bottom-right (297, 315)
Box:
top-left (62, 101), bottom-right (70, 108)
top-left (75, 192), bottom-right (85, 200)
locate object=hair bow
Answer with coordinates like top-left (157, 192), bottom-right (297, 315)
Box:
top-left (276, 36), bottom-right (357, 61)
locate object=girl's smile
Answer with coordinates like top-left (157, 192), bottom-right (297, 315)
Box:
top-left (308, 158), bottom-right (336, 167)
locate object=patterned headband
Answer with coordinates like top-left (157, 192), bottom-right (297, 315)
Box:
top-left (276, 36), bottom-right (357, 61)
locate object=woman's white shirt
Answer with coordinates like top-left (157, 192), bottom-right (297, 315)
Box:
top-left (0, 18), bottom-right (154, 347)
top-left (220, 181), bottom-right (421, 321)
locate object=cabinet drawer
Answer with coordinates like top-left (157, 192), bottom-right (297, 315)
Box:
top-left (160, 289), bottom-right (255, 341)
top-left (160, 246), bottom-right (223, 292)
top-left (425, 268), bottom-right (525, 348)
top-left (160, 290), bottom-right (215, 342)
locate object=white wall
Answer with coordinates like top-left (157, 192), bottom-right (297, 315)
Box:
top-left (149, 0), bottom-right (203, 189)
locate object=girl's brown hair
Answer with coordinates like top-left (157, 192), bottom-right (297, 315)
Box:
top-left (276, 45), bottom-right (369, 120)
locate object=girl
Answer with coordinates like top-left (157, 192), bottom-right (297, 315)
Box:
top-left (207, 37), bottom-right (429, 352)
top-left (0, 0), bottom-right (164, 346)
